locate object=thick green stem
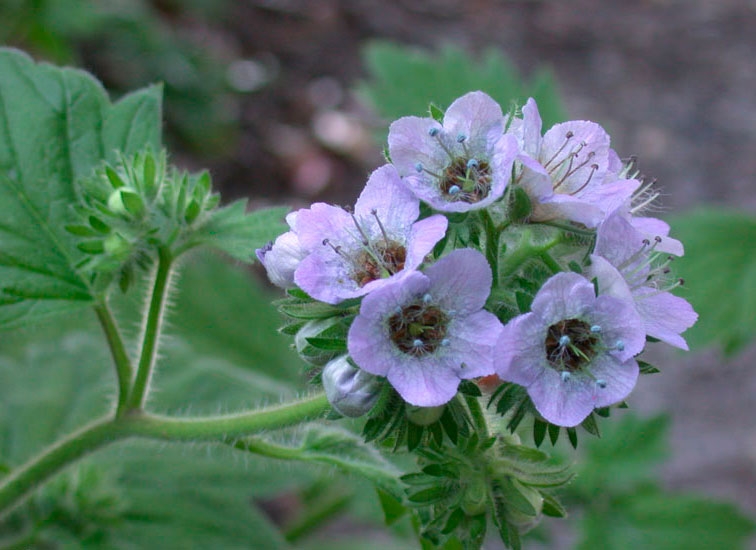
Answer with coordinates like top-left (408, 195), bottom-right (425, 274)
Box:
top-left (0, 392), bottom-right (329, 518)
top-left (124, 392), bottom-right (330, 441)
top-left (126, 247), bottom-right (172, 410)
top-left (539, 251), bottom-right (563, 274)
top-left (0, 418), bottom-right (123, 517)
top-left (94, 302), bottom-right (133, 416)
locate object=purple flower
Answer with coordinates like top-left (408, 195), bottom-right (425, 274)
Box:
top-left (588, 210), bottom-right (698, 350)
top-left (257, 211), bottom-right (307, 289)
top-left (294, 164), bottom-right (447, 304)
top-left (513, 98), bottom-right (639, 227)
top-left (495, 272), bottom-right (645, 427)
top-left (388, 91), bottom-right (518, 212)
top-left (348, 249), bottom-right (502, 407)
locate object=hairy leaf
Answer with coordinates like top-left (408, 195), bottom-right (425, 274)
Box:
top-left (670, 208), bottom-right (756, 354)
top-left (0, 48), bottom-right (161, 329)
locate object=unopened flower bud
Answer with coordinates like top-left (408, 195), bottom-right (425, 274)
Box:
top-left (406, 405), bottom-right (445, 426)
top-left (107, 188), bottom-right (144, 219)
top-left (294, 318), bottom-right (344, 366)
top-left (258, 230), bottom-right (306, 289)
top-left (322, 356), bottom-right (382, 418)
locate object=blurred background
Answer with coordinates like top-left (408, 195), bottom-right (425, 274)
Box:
top-left (3, 0), bottom-right (756, 547)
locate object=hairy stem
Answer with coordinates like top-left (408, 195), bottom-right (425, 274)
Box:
top-left (0, 392), bottom-right (329, 518)
top-left (125, 392), bottom-right (330, 441)
top-left (0, 418), bottom-right (121, 517)
top-left (480, 209), bottom-right (500, 283)
top-left (126, 247), bottom-right (172, 410)
top-left (498, 231), bottom-right (561, 281)
top-left (94, 301), bottom-right (133, 416)
top-left (465, 395), bottom-right (489, 440)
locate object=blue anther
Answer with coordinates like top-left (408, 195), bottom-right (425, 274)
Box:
top-left (415, 162), bottom-right (423, 173)
top-left (448, 185), bottom-right (461, 195)
top-left (559, 335), bottom-right (571, 347)
top-left (596, 379), bottom-right (607, 389)
top-left (590, 325), bottom-right (602, 333)
top-left (428, 127), bottom-right (440, 137)
top-left (456, 133), bottom-right (467, 143)
top-left (422, 293), bottom-right (432, 304)
top-left (441, 338), bottom-right (450, 347)
top-left (561, 371), bottom-right (571, 382)
top-left (413, 339), bottom-right (424, 348)
top-left (615, 340), bottom-right (625, 352)
top-left (466, 158), bottom-right (479, 169)
top-left (447, 309), bottom-right (457, 317)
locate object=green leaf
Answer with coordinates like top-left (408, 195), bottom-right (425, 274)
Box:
top-left (0, 48), bottom-right (161, 329)
top-left (192, 202), bottom-right (288, 262)
top-left (577, 486), bottom-right (756, 550)
top-left (669, 208), bottom-right (756, 354)
top-left (573, 414), bottom-right (670, 497)
top-left (358, 41), bottom-right (566, 142)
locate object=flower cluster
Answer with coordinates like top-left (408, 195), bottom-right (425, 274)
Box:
top-left (260, 90), bottom-right (697, 427)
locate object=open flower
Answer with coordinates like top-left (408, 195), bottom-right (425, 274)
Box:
top-left (513, 98), bottom-right (639, 227)
top-left (588, 209), bottom-right (698, 349)
top-left (348, 249), bottom-right (502, 407)
top-left (388, 91), bottom-right (518, 212)
top-left (294, 164), bottom-right (448, 304)
top-left (495, 272), bottom-right (645, 427)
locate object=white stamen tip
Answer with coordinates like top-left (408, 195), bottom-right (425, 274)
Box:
top-left (615, 340), bottom-right (625, 352)
top-left (428, 127), bottom-right (440, 137)
top-left (596, 379), bottom-right (607, 389)
top-left (456, 133), bottom-right (467, 143)
top-left (448, 185), bottom-right (461, 195)
top-left (441, 338), bottom-right (450, 347)
top-left (466, 158), bottom-right (479, 169)
top-left (447, 309), bottom-right (457, 317)
top-left (590, 325), bottom-right (602, 333)
top-left (561, 371), bottom-right (571, 382)
top-left (415, 162), bottom-right (423, 173)
top-left (412, 339), bottom-right (424, 348)
top-left (559, 335), bottom-right (571, 347)
top-left (422, 293), bottom-right (432, 304)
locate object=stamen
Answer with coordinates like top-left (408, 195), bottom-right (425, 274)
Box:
top-left (441, 338), bottom-right (450, 347)
top-left (428, 127), bottom-right (440, 137)
top-left (422, 293), bottom-right (433, 304)
top-left (448, 185), bottom-right (461, 195)
top-left (322, 238), bottom-right (348, 258)
top-left (412, 339), bottom-right (424, 348)
top-left (466, 158), bottom-right (479, 170)
top-left (370, 208), bottom-right (391, 244)
top-left (542, 131), bottom-right (574, 169)
top-left (615, 340), bottom-right (625, 352)
top-left (415, 162), bottom-right (423, 173)
top-left (568, 163), bottom-right (599, 196)
top-left (456, 133), bottom-right (467, 143)
top-left (553, 152), bottom-right (597, 191)
top-left (561, 371), bottom-right (571, 382)
top-left (349, 212), bottom-right (371, 246)
top-left (596, 379), bottom-right (607, 389)
top-left (559, 335), bottom-right (571, 347)
top-left (590, 325), bottom-right (602, 333)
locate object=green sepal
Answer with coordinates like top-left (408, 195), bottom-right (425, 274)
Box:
top-left (429, 102), bottom-right (445, 122)
top-left (541, 493), bottom-right (567, 518)
top-left (639, 360), bottom-right (661, 374)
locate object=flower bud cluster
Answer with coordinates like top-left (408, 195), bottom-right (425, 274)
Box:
top-left (68, 150), bottom-right (220, 292)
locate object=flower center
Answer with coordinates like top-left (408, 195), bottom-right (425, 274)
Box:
top-left (439, 157), bottom-right (492, 204)
top-left (388, 300), bottom-right (448, 357)
top-left (544, 319), bottom-right (600, 372)
top-left (353, 240), bottom-right (406, 287)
